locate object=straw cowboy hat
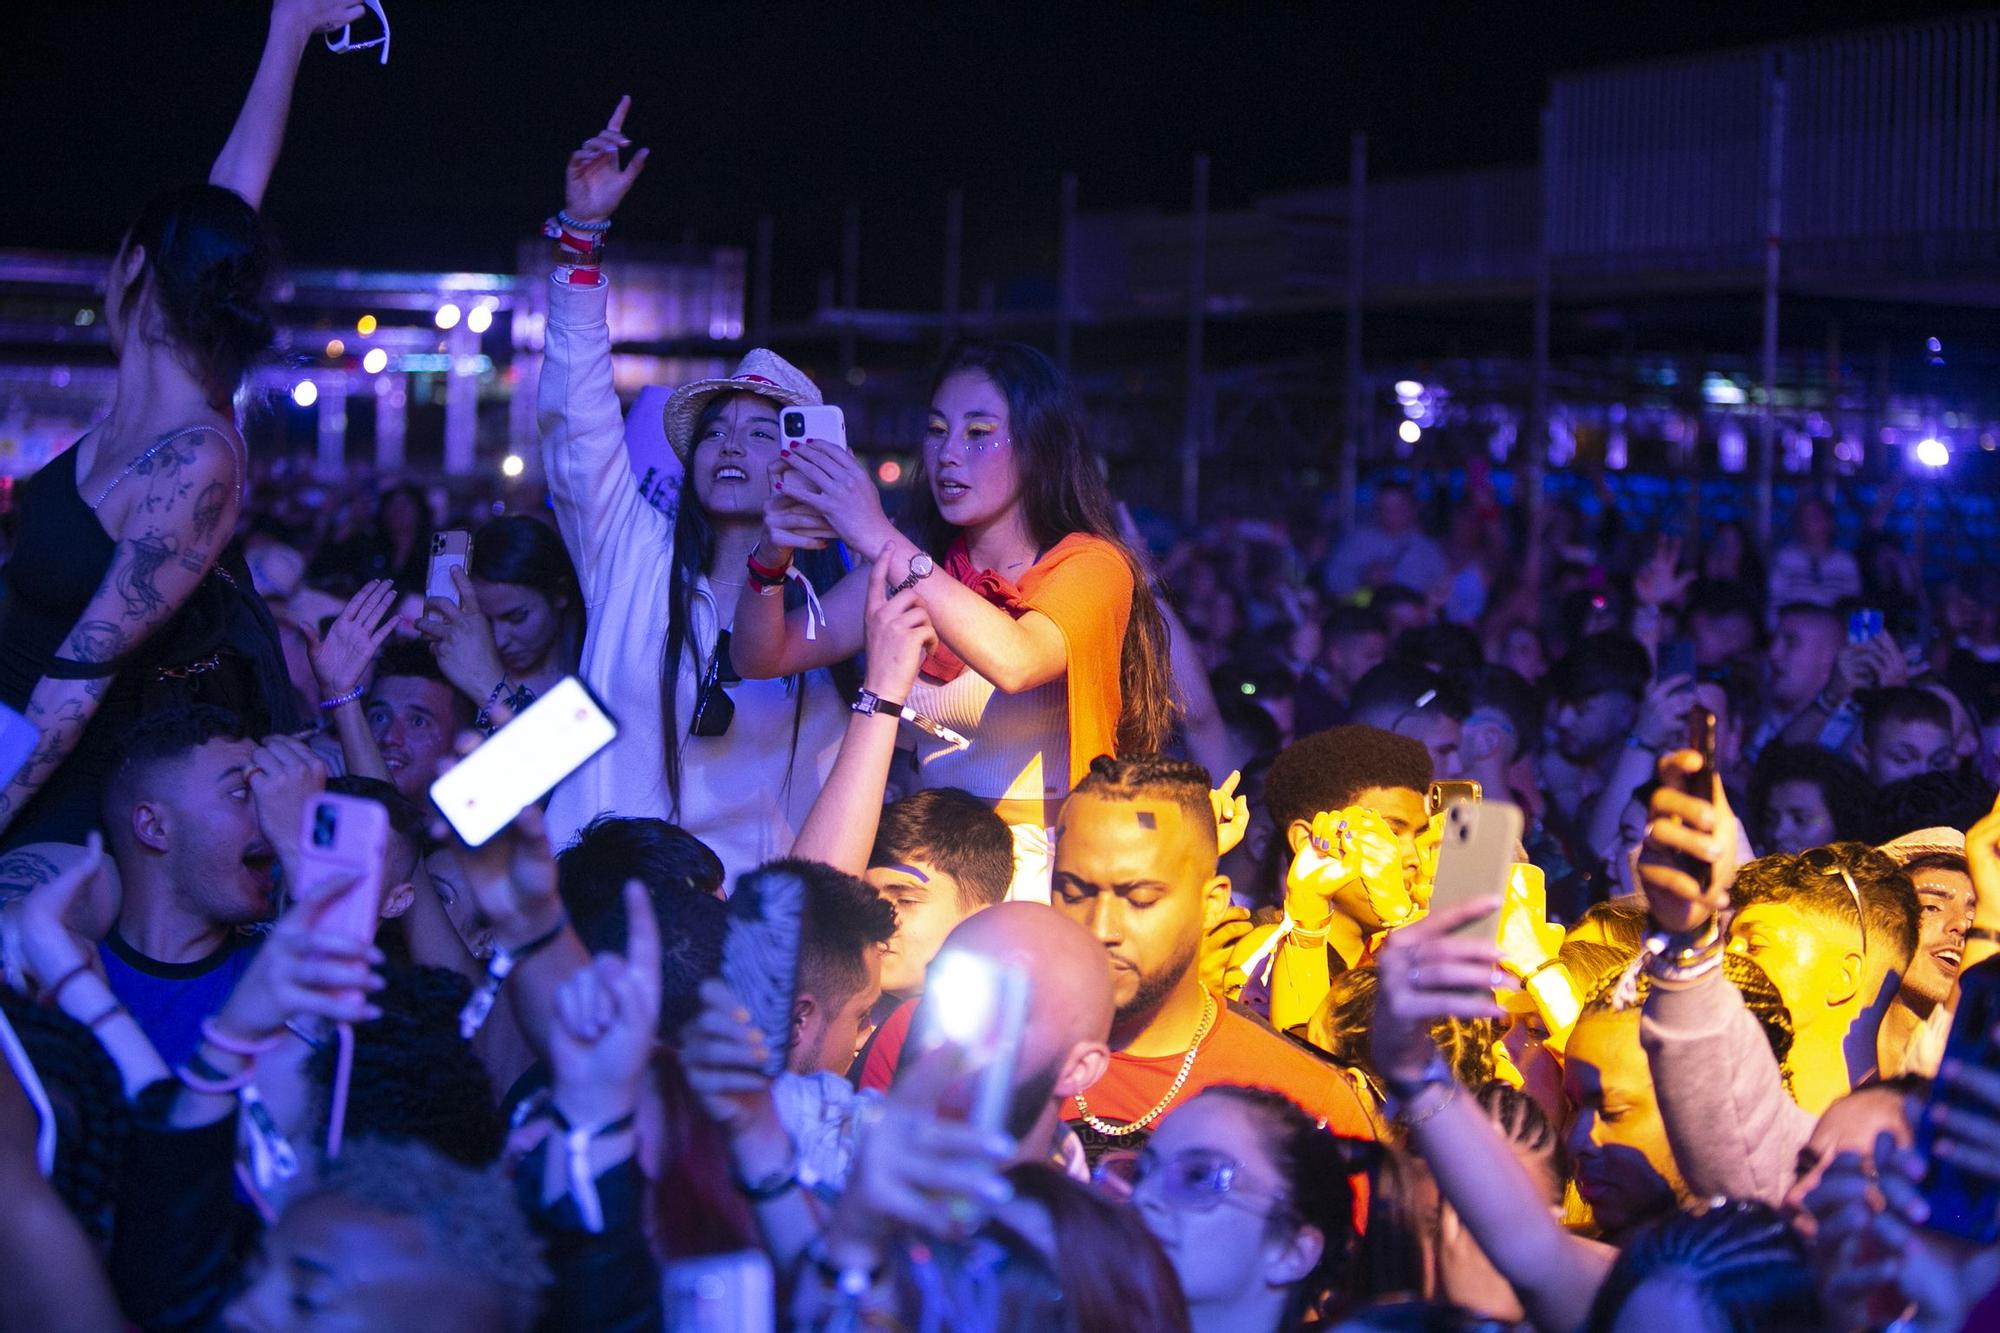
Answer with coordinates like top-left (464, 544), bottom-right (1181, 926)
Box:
top-left (661, 348), bottom-right (821, 459)
top-left (1877, 826), bottom-right (1967, 867)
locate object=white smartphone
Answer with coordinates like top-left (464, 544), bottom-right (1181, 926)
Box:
top-left (295, 794), bottom-right (388, 954)
top-left (429, 677), bottom-right (617, 847)
top-left (912, 949), bottom-right (1031, 1137)
top-left (662, 1250), bottom-right (774, 1333)
top-left (0, 702), bottom-right (36, 791)
top-left (1430, 799), bottom-right (1525, 940)
top-left (779, 405), bottom-right (848, 453)
top-left (426, 530), bottom-right (472, 605)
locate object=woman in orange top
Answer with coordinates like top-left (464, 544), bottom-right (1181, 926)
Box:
top-left (729, 341), bottom-right (1173, 892)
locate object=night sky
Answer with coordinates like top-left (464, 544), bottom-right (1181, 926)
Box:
top-left (4, 1), bottom-right (1986, 318)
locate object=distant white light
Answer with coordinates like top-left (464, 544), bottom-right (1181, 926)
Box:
top-left (362, 347), bottom-right (389, 374)
top-left (466, 304), bottom-right (493, 334)
top-left (501, 453), bottom-right (525, 478)
top-left (435, 302), bottom-right (462, 330)
top-left (1927, 336), bottom-right (1943, 353)
top-left (1398, 420), bottom-right (1423, 445)
top-left (1702, 374), bottom-right (1747, 406)
top-left (1393, 379), bottom-right (1424, 402)
top-left (1915, 437), bottom-right (1950, 469)
top-left (290, 381), bottom-right (319, 408)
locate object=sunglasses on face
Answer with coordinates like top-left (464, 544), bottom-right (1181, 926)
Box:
top-left (1112, 1146), bottom-right (1294, 1219)
top-left (1798, 846), bottom-right (1869, 956)
top-left (689, 630), bottom-right (740, 739)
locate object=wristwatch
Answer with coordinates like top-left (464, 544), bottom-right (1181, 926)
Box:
top-left (1384, 1051), bottom-right (1453, 1105)
top-left (890, 553), bottom-right (935, 597)
top-left (851, 688), bottom-right (905, 719)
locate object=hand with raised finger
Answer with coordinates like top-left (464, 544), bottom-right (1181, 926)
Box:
top-left (1635, 674), bottom-right (1697, 753)
top-left (1370, 897), bottom-right (1512, 1087)
top-left (418, 566), bottom-right (507, 702)
top-left (248, 733), bottom-right (329, 873)
top-left (775, 440), bottom-right (897, 557)
top-left (564, 96), bottom-right (649, 225)
top-left (861, 557), bottom-right (936, 700)
top-left (213, 896), bottom-right (385, 1044)
top-left (1635, 750), bottom-right (1739, 934)
top-left (550, 880), bottom-right (661, 1128)
top-left (451, 799), bottom-right (564, 952)
top-left (1211, 769), bottom-right (1250, 859)
top-left (307, 578), bottom-right (401, 699)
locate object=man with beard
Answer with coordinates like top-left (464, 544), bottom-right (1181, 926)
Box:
top-left (1045, 754), bottom-right (1374, 1164)
top-left (94, 706), bottom-right (307, 1067)
top-left (1540, 633), bottom-right (1651, 828)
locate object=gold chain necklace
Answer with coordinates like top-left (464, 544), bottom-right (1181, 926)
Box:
top-left (1074, 990), bottom-right (1218, 1136)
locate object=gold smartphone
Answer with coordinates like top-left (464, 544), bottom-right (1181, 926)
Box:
top-left (1426, 779), bottom-right (1483, 817)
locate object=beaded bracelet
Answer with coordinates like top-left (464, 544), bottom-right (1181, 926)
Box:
top-left (320, 685), bottom-right (364, 711)
top-left (556, 209), bottom-right (612, 234)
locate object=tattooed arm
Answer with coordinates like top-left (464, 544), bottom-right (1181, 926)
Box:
top-left (0, 436), bottom-right (240, 841)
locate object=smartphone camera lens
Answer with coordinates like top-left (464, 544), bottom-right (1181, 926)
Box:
top-left (783, 412), bottom-right (803, 436)
top-left (432, 534), bottom-right (444, 554)
top-left (313, 805), bottom-right (337, 847)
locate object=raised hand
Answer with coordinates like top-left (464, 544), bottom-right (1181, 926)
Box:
top-left (773, 440), bottom-right (897, 559)
top-left (762, 482), bottom-right (840, 555)
top-left (679, 977), bottom-right (781, 1134)
top-left (549, 880), bottom-right (661, 1128)
top-left (212, 892), bottom-right (385, 1044)
top-left (564, 97), bottom-right (649, 225)
top-left (415, 566), bottom-right (508, 701)
top-left (1633, 674), bottom-right (1697, 753)
top-left (1370, 896), bottom-right (1512, 1087)
top-left (1285, 807), bottom-right (1416, 932)
top-left (247, 733), bottom-right (329, 872)
top-left (861, 557), bottom-right (936, 699)
top-left (306, 579), bottom-right (400, 699)
top-left (1635, 750), bottom-right (1740, 934)
top-left (1633, 535), bottom-right (1694, 609)
top-left (2, 833), bottom-right (113, 998)
top-left (1211, 769), bottom-right (1250, 858)
top-left (273, 0), bottom-right (368, 41)
top-left (449, 796), bottom-right (564, 952)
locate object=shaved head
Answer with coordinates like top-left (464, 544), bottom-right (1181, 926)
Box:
top-left (909, 902), bottom-right (1115, 1145)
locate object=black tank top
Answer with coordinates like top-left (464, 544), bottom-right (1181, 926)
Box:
top-left (0, 435), bottom-right (299, 849)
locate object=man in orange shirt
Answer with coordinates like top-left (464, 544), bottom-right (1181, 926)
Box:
top-left (1048, 754), bottom-right (1376, 1166)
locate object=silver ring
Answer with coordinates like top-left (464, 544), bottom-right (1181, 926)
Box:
top-left (1409, 965), bottom-right (1423, 989)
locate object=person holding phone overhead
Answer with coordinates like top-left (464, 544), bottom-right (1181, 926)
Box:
top-left (536, 100), bottom-right (850, 881)
top-left (0, 0), bottom-right (361, 852)
top-left (731, 340), bottom-right (1176, 900)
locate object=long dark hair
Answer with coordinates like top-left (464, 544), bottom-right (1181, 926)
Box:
top-left (472, 515), bottom-right (583, 670)
top-left (660, 396), bottom-right (856, 817)
top-left (903, 340), bottom-right (1176, 754)
top-left (117, 184), bottom-right (275, 411)
top-left (1585, 1202), bottom-right (1818, 1332)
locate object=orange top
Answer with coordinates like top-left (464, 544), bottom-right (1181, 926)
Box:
top-left (931, 532), bottom-right (1134, 788)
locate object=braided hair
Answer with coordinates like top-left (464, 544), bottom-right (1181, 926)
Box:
top-left (0, 987), bottom-right (128, 1246)
top-left (1585, 1201), bottom-right (1819, 1332)
top-left (1472, 1080), bottom-right (1567, 1204)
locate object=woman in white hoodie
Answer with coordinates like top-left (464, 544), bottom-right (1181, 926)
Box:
top-left (535, 100), bottom-right (849, 882)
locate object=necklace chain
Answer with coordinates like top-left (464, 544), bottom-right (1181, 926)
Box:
top-left (1074, 990), bottom-right (1217, 1136)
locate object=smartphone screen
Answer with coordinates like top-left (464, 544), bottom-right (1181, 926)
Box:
top-left (720, 866), bottom-right (805, 1078)
top-left (1431, 800), bottom-right (1524, 940)
top-left (429, 677), bottom-right (617, 847)
top-left (426, 531), bottom-right (472, 605)
top-left (1848, 608), bottom-right (1885, 645)
top-left (662, 1250), bottom-right (774, 1333)
top-left (912, 950), bottom-right (1031, 1137)
top-left (1915, 956), bottom-right (2000, 1243)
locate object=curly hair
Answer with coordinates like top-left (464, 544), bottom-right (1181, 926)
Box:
top-left (1733, 842), bottom-right (1919, 975)
top-left (1585, 1201), bottom-right (1818, 1332)
top-left (298, 1138), bottom-right (548, 1332)
top-left (1308, 968), bottom-right (1500, 1104)
top-left (1265, 725), bottom-right (1433, 836)
top-left (1748, 744), bottom-right (1878, 850)
top-left (1582, 952), bottom-right (1795, 1081)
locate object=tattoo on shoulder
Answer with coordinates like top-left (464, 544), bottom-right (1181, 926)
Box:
top-left (0, 850), bottom-right (60, 895)
top-left (191, 479), bottom-right (229, 543)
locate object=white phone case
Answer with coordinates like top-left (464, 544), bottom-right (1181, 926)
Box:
top-left (1430, 799), bottom-right (1525, 940)
top-left (780, 404), bottom-right (848, 452)
top-left (429, 677), bottom-right (617, 847)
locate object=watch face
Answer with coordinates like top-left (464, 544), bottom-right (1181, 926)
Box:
top-left (910, 554), bottom-right (934, 576)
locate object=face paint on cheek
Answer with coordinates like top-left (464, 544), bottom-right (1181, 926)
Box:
top-left (884, 863), bottom-right (930, 883)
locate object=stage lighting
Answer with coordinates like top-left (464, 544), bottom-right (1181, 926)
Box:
top-left (291, 381), bottom-right (319, 408)
top-left (1915, 437), bottom-right (1949, 468)
top-left (435, 302), bottom-right (462, 330)
top-left (501, 454), bottom-right (526, 478)
top-left (1398, 420), bottom-right (1422, 444)
top-left (467, 305), bottom-right (493, 334)
top-left (362, 348), bottom-right (388, 374)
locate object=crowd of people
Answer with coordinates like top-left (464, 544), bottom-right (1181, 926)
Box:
top-left (5, 6), bottom-right (2000, 1331)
